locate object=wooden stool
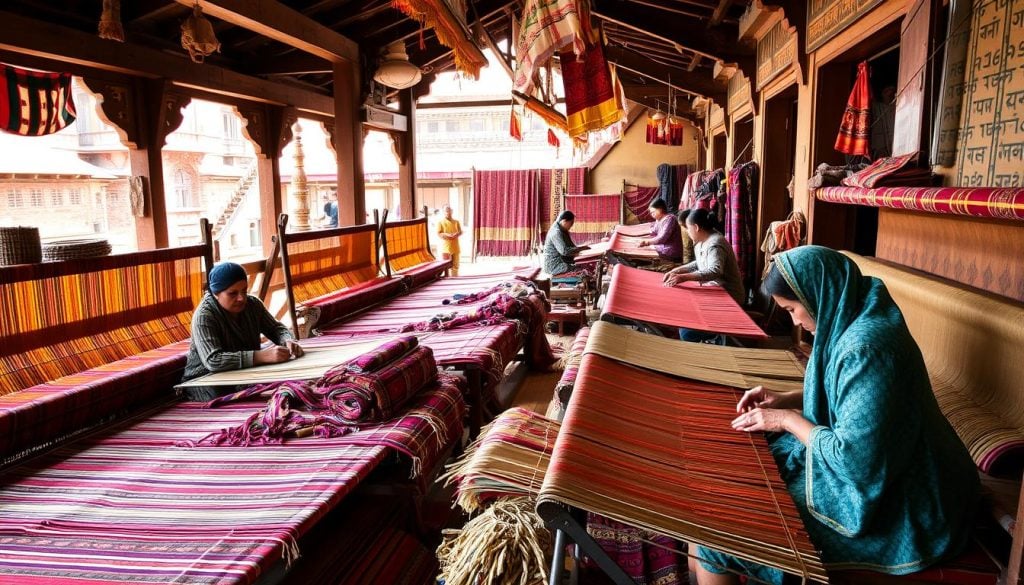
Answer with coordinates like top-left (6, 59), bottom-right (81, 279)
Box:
top-left (547, 306), bottom-right (585, 335)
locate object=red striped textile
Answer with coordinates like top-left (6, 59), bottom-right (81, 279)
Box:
top-left (840, 152), bottom-right (928, 189)
top-left (624, 186), bottom-right (659, 222)
top-left (541, 167), bottom-right (587, 224)
top-left (0, 62), bottom-right (76, 135)
top-left (834, 61), bottom-right (871, 157)
top-left (473, 169), bottom-right (540, 257)
top-left (0, 401), bottom-right (389, 584)
top-left (608, 230), bottom-right (659, 259)
top-left (0, 247), bottom-right (205, 395)
top-left (551, 326), bottom-right (590, 417)
top-left (564, 194), bottom-right (621, 243)
top-left (726, 161), bottom-right (759, 291)
top-left (615, 223), bottom-right (654, 237)
top-left (603, 265), bottom-right (767, 338)
top-left (816, 186), bottom-right (1024, 221)
top-left (0, 340), bottom-right (190, 461)
top-left (303, 276), bottom-right (407, 333)
top-left (539, 353), bottom-right (826, 582)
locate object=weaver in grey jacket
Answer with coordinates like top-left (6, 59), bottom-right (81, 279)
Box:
top-left (180, 262), bottom-right (303, 401)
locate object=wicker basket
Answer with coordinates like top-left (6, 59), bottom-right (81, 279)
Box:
top-left (0, 226), bottom-right (42, 265)
top-left (42, 238), bottom-right (113, 262)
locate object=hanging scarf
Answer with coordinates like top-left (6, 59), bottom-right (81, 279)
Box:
top-left (834, 61), bottom-right (871, 157)
top-left (0, 63), bottom-right (76, 136)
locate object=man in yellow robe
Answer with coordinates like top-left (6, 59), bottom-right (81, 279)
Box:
top-left (436, 204), bottom-right (463, 276)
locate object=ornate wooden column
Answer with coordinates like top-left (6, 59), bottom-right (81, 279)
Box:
top-left (85, 77), bottom-right (190, 250)
top-left (236, 104), bottom-right (296, 256)
top-left (288, 121), bottom-right (312, 231)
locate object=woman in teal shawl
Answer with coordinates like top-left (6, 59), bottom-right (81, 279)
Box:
top-left (694, 246), bottom-right (978, 584)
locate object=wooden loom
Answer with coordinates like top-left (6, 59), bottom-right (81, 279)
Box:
top-left (533, 321), bottom-right (827, 584)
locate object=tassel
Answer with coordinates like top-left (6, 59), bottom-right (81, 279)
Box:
top-left (547, 128), bottom-right (560, 148)
top-left (510, 106), bottom-right (522, 141)
top-left (98, 0), bottom-right (125, 42)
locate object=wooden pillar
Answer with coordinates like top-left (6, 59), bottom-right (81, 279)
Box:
top-left (130, 79), bottom-right (190, 249)
top-left (396, 88), bottom-right (417, 220)
top-left (236, 104), bottom-right (295, 257)
top-left (333, 60), bottom-right (365, 225)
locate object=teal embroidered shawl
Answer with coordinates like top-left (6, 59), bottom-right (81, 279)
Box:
top-left (773, 246), bottom-right (979, 573)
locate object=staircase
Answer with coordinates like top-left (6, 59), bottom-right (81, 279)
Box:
top-left (211, 162), bottom-right (258, 242)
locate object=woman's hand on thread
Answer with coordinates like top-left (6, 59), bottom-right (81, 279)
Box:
top-left (254, 346), bottom-right (291, 365)
top-left (662, 267), bottom-right (684, 282)
top-left (663, 273), bottom-right (687, 287)
top-left (285, 340), bottom-right (304, 359)
top-left (736, 385), bottom-right (781, 412)
top-left (731, 408), bottom-right (797, 433)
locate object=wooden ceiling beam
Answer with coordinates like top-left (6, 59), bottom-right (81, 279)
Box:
top-left (593, 2), bottom-right (752, 65)
top-left (126, 1), bottom-right (189, 23)
top-left (171, 0), bottom-right (358, 63)
top-left (709, 0), bottom-right (738, 26)
top-left (605, 46), bottom-right (726, 104)
top-left (249, 53), bottom-right (333, 76)
top-left (0, 10), bottom-right (335, 117)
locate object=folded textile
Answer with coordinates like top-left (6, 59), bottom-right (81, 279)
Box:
top-left (807, 163), bottom-right (867, 190)
top-left (842, 152), bottom-right (932, 188)
top-left (193, 337), bottom-right (440, 445)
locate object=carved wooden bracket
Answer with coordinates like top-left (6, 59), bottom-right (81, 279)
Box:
top-left (323, 120), bottom-right (336, 153)
top-left (158, 89), bottom-right (191, 147)
top-left (236, 104), bottom-right (269, 156)
top-left (82, 78), bottom-right (139, 147)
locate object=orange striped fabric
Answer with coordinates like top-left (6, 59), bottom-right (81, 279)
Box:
top-left (283, 226), bottom-right (381, 306)
top-left (383, 219), bottom-right (436, 273)
top-left (0, 248), bottom-right (205, 396)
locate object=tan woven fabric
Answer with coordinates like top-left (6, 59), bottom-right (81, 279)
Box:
top-left (846, 252), bottom-right (1024, 474)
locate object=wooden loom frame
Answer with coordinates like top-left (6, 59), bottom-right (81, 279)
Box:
top-left (274, 214), bottom-right (383, 338)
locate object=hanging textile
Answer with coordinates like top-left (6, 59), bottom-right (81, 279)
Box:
top-left (645, 115), bottom-right (684, 146)
top-left (563, 193), bottom-right (621, 242)
top-left (540, 167), bottom-right (586, 224)
top-left (656, 163), bottom-right (690, 213)
top-left (0, 63), bottom-right (76, 136)
top-left (509, 105), bottom-right (523, 141)
top-left (624, 185), bottom-right (659, 222)
top-left (834, 61), bottom-right (871, 156)
top-left (473, 169), bottom-right (540, 257)
top-left (390, 0), bottom-right (487, 78)
top-left (559, 27), bottom-right (626, 138)
top-left (725, 161), bottom-right (760, 295)
top-left (513, 0), bottom-right (590, 95)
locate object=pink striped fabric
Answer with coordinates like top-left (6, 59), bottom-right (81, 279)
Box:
top-left (0, 401), bottom-right (388, 584)
top-left (603, 265), bottom-right (767, 338)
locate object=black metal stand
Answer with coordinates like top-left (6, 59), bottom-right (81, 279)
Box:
top-left (537, 501), bottom-right (635, 585)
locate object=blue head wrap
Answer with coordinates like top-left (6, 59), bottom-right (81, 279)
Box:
top-left (208, 262), bottom-right (247, 294)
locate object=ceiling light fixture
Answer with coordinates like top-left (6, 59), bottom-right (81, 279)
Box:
top-left (373, 41), bottom-right (423, 90)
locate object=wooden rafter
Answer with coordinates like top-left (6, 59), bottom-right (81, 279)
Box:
top-left (172, 0), bottom-right (359, 63)
top-left (710, 0), bottom-right (737, 25)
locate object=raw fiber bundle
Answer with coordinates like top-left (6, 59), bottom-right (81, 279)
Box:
top-left (441, 407), bottom-right (559, 512)
top-left (437, 497), bottom-right (552, 585)
top-left (194, 336), bottom-right (439, 445)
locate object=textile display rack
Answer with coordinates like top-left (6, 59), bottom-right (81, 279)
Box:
top-left (534, 321), bottom-right (826, 584)
top-left (602, 264), bottom-right (768, 339)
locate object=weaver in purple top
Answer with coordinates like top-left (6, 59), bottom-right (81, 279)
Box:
top-left (638, 199), bottom-right (683, 262)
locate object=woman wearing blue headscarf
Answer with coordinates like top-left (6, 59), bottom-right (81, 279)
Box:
top-left (180, 262), bottom-right (304, 401)
top-left (694, 246), bottom-right (978, 584)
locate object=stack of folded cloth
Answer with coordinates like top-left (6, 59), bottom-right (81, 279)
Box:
top-left (841, 152), bottom-right (933, 188)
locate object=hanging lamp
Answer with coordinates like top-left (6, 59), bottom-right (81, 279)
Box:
top-left (373, 41), bottom-right (423, 89)
top-left (181, 3), bottom-right (221, 64)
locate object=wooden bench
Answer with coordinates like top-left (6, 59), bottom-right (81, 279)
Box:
top-left (0, 222), bottom-right (212, 463)
top-left (274, 214), bottom-right (405, 337)
top-left (380, 214), bottom-right (451, 289)
top-left (840, 252), bottom-right (1024, 584)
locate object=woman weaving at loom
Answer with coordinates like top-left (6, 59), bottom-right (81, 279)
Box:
top-left (180, 262), bottom-right (304, 401)
top-left (663, 208), bottom-right (745, 343)
top-left (637, 199), bottom-right (683, 262)
top-left (694, 246), bottom-right (979, 584)
top-left (542, 210), bottom-right (590, 277)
